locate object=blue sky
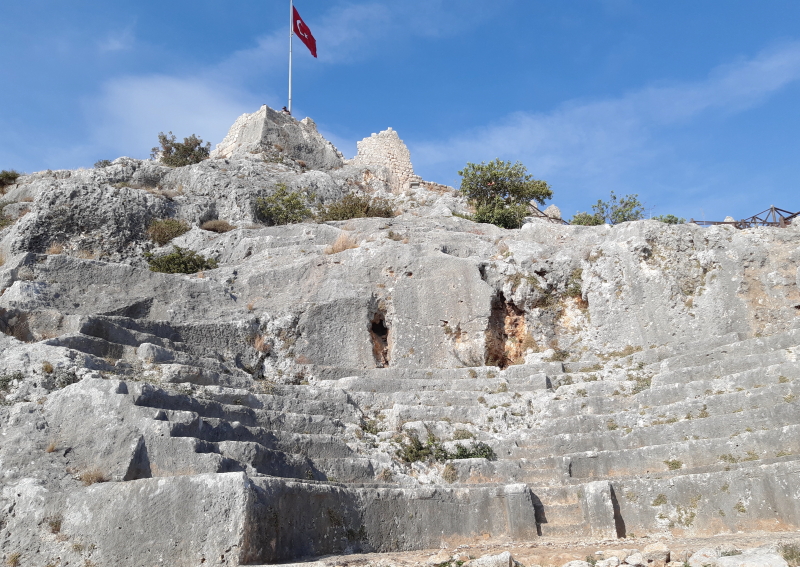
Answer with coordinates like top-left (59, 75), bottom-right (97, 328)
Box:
top-left (2, 1), bottom-right (800, 221)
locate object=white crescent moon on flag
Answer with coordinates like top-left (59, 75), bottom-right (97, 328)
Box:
top-left (296, 20), bottom-right (308, 39)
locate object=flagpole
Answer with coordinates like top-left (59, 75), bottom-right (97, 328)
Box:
top-left (288, 0), bottom-right (293, 114)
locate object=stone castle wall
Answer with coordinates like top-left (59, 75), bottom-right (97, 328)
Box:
top-left (351, 128), bottom-right (423, 192)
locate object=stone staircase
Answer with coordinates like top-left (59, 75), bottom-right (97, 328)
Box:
top-left (20, 309), bottom-right (800, 560)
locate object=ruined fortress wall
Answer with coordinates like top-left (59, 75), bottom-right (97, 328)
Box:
top-left (351, 128), bottom-right (423, 192)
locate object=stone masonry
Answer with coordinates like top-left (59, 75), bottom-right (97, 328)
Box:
top-left (350, 127), bottom-right (423, 193)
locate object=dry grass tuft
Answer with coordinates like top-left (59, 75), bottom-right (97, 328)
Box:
top-left (325, 232), bottom-right (359, 255)
top-left (78, 468), bottom-right (109, 486)
top-left (42, 361), bottom-right (54, 374)
top-left (200, 219), bottom-right (235, 233)
top-left (75, 249), bottom-right (98, 260)
top-left (46, 242), bottom-right (65, 255)
top-left (46, 514), bottom-right (62, 534)
top-left (5, 552), bottom-right (21, 567)
top-left (253, 335), bottom-right (271, 353)
top-left (45, 441), bottom-right (57, 453)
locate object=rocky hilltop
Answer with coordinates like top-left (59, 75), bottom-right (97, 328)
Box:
top-left (1, 106), bottom-right (799, 566)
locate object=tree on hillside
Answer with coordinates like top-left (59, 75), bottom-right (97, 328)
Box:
top-left (570, 191), bottom-right (644, 225)
top-left (458, 159), bottom-right (552, 229)
top-left (151, 132), bottom-right (211, 167)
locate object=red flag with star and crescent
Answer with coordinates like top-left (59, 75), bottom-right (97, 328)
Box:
top-left (293, 6), bottom-right (317, 58)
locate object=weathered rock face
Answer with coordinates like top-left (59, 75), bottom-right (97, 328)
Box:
top-left (1, 107), bottom-right (800, 566)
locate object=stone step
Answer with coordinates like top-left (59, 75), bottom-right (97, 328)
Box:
top-left (657, 328), bottom-right (800, 373)
top-left (523, 380), bottom-right (800, 443)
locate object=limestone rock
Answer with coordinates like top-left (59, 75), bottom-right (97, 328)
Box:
top-left (643, 543), bottom-right (670, 563)
top-left (543, 204), bottom-right (562, 220)
top-left (470, 552), bottom-right (516, 567)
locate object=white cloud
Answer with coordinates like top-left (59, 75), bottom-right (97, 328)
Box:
top-left (410, 41), bottom-right (800, 199)
top-left (86, 75), bottom-right (260, 159)
top-left (98, 26), bottom-right (135, 53)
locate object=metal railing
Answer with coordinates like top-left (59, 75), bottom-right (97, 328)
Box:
top-left (690, 206), bottom-right (799, 229)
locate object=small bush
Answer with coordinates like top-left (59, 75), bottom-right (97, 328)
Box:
top-left (255, 184), bottom-right (311, 226)
top-left (144, 246), bottom-right (218, 274)
top-left (316, 193), bottom-right (395, 222)
top-left (472, 198), bottom-right (529, 229)
top-left (651, 493), bottom-right (667, 506)
top-left (570, 211), bottom-right (604, 226)
top-left (42, 361), bottom-right (54, 374)
top-left (147, 218), bottom-right (190, 246)
top-left (78, 469), bottom-right (108, 486)
top-left (325, 232), bottom-right (359, 254)
top-left (93, 159), bottom-right (112, 168)
top-left (0, 170), bottom-right (20, 193)
top-left (46, 242), bottom-right (64, 255)
top-left (46, 514), bottom-right (63, 533)
top-left (452, 429), bottom-right (475, 440)
top-left (442, 463), bottom-right (458, 483)
top-left (151, 131), bottom-right (210, 167)
top-left (449, 442), bottom-right (496, 460)
top-left (200, 219), bottom-right (234, 233)
top-left (780, 543), bottom-right (800, 567)
top-left (653, 214), bottom-right (686, 224)
top-left (664, 459), bottom-right (682, 470)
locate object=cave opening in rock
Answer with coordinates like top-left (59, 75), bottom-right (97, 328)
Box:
top-left (370, 311), bottom-right (390, 368)
top-left (485, 292), bottom-right (528, 369)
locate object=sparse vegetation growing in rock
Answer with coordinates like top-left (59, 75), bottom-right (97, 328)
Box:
top-left (458, 159), bottom-right (551, 229)
top-left (316, 193), bottom-right (395, 221)
top-left (396, 432), bottom-right (495, 463)
top-left (151, 132), bottom-right (210, 167)
top-left (5, 552), bottom-right (21, 567)
top-left (46, 515), bottom-right (63, 534)
top-left (734, 501), bottom-right (747, 514)
top-left (570, 211), bottom-right (604, 226)
top-left (664, 459), bottom-right (683, 470)
top-left (651, 493), bottom-right (667, 506)
top-left (77, 468), bottom-right (109, 486)
top-left (255, 184), bottom-right (312, 225)
top-left (652, 214), bottom-right (686, 224)
top-left (0, 170), bottom-right (21, 193)
top-left (144, 246), bottom-right (218, 274)
top-left (200, 220), bottom-right (235, 233)
top-left (572, 191), bottom-right (644, 225)
top-left (442, 463), bottom-right (458, 483)
top-left (147, 218), bottom-right (190, 246)
top-left (325, 232), bottom-right (359, 254)
top-left (93, 159), bottom-right (112, 168)
top-left (0, 214), bottom-right (13, 231)
top-left (780, 543), bottom-right (800, 567)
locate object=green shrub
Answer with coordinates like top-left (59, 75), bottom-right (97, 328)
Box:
top-left (449, 441), bottom-right (496, 460)
top-left (0, 170), bottom-right (20, 193)
top-left (255, 184), bottom-right (312, 226)
top-left (151, 132), bottom-right (210, 167)
top-left (472, 197), bottom-right (529, 229)
top-left (570, 211), bottom-right (604, 226)
top-left (652, 214), bottom-right (685, 224)
top-left (396, 433), bottom-right (495, 463)
top-left (316, 193), bottom-right (395, 222)
top-left (93, 160), bottom-right (113, 169)
top-left (0, 214), bottom-right (14, 231)
top-left (779, 543), bottom-right (800, 567)
top-left (144, 246), bottom-right (218, 274)
top-left (147, 218), bottom-right (190, 246)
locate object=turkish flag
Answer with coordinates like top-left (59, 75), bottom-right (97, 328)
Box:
top-left (293, 6), bottom-right (317, 58)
